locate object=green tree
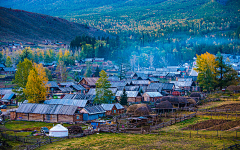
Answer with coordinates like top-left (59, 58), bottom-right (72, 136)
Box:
top-left (20, 47), bottom-right (33, 61)
top-left (56, 61), bottom-right (67, 82)
top-left (84, 62), bottom-right (92, 77)
top-left (13, 59), bottom-right (33, 102)
top-left (45, 68), bottom-right (53, 81)
top-left (23, 67), bottom-right (47, 103)
top-left (5, 56), bottom-right (12, 67)
top-left (120, 88), bottom-right (128, 105)
top-left (194, 52), bottom-right (217, 92)
top-left (94, 70), bottom-right (114, 104)
top-left (94, 66), bottom-right (100, 77)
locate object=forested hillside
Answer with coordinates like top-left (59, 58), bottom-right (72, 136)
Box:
top-left (0, 7), bottom-right (110, 43)
top-left (1, 0), bottom-right (240, 67)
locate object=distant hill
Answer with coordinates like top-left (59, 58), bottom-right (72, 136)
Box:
top-left (0, 7), bottom-right (110, 43)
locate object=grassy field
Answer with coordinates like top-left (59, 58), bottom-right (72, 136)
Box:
top-left (37, 132), bottom-right (234, 150)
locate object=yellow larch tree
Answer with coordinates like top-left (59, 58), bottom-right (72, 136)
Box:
top-left (24, 64), bottom-right (49, 103)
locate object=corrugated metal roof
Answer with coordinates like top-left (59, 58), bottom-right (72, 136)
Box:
top-left (62, 94), bottom-right (75, 99)
top-left (59, 87), bottom-right (73, 92)
top-left (81, 78), bottom-right (99, 86)
top-left (87, 88), bottom-right (96, 95)
top-left (60, 82), bottom-right (75, 86)
top-left (178, 78), bottom-right (192, 82)
top-left (101, 104), bottom-right (114, 111)
top-left (115, 91), bottom-right (139, 97)
top-left (147, 83), bottom-right (163, 90)
top-left (109, 88), bottom-right (118, 94)
top-left (47, 81), bottom-right (59, 88)
top-left (124, 86), bottom-right (140, 91)
top-left (3, 67), bottom-right (15, 72)
top-left (170, 81), bottom-right (193, 87)
top-left (162, 83), bottom-right (174, 90)
top-left (16, 103), bottom-right (78, 115)
top-left (115, 103), bottom-right (124, 109)
top-left (110, 81), bottom-right (126, 87)
top-left (0, 88), bottom-right (14, 95)
top-left (2, 93), bottom-right (15, 100)
top-left (44, 99), bottom-right (88, 108)
top-left (71, 85), bottom-right (85, 91)
top-left (145, 92), bottom-right (163, 97)
top-left (82, 105), bottom-right (105, 115)
top-left (74, 94), bottom-right (86, 99)
top-left (131, 80), bottom-right (149, 85)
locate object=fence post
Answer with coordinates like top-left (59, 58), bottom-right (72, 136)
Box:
top-left (190, 131), bottom-right (191, 138)
top-left (236, 131), bottom-right (237, 138)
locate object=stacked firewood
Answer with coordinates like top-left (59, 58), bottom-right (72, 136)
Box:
top-left (67, 125), bottom-right (83, 134)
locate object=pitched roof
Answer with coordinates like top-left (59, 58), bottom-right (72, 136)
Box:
top-left (81, 77), bottom-right (99, 86)
top-left (178, 78), bottom-right (192, 82)
top-left (59, 87), bottom-right (73, 92)
top-left (59, 82), bottom-right (75, 86)
top-left (101, 103), bottom-right (124, 111)
top-left (44, 99), bottom-right (88, 108)
top-left (170, 81), bottom-right (193, 87)
top-left (62, 94), bottom-right (75, 99)
top-left (110, 81), bottom-right (127, 88)
top-left (162, 83), bottom-right (174, 90)
top-left (71, 85), bottom-right (85, 91)
top-left (3, 67), bottom-right (15, 72)
top-left (131, 80), bottom-right (149, 85)
top-left (87, 88), bottom-right (96, 95)
top-left (115, 91), bottom-right (139, 97)
top-left (189, 68), bottom-right (198, 76)
top-left (47, 81), bottom-right (59, 88)
top-left (0, 88), bottom-right (14, 95)
top-left (147, 83), bottom-right (163, 90)
top-left (81, 105), bottom-right (105, 115)
top-left (1, 93), bottom-right (15, 100)
top-left (148, 77), bottom-right (159, 82)
top-left (145, 92), bottom-right (163, 97)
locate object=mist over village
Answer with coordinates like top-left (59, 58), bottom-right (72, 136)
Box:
top-left (0, 0), bottom-right (240, 149)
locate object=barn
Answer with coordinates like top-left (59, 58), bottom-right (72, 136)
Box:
top-left (11, 103), bottom-right (83, 123)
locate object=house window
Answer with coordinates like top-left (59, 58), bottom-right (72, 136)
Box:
top-left (77, 116), bottom-right (79, 119)
top-left (114, 110), bottom-right (116, 113)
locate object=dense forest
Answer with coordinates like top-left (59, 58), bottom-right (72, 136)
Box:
top-left (1, 0), bottom-right (240, 68)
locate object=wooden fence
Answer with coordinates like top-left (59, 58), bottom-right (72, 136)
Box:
top-left (1, 130), bottom-right (95, 150)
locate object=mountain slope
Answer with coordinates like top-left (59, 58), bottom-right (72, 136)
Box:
top-left (0, 7), bottom-right (109, 43)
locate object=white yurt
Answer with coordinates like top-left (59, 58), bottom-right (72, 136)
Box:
top-left (49, 124), bottom-right (68, 137)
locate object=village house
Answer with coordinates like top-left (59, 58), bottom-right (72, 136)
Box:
top-left (10, 103), bottom-right (83, 123)
top-left (115, 91), bottom-right (142, 103)
top-left (101, 103), bottom-right (125, 115)
top-left (161, 83), bottom-right (175, 95)
top-left (79, 77), bottom-right (99, 91)
top-left (130, 80), bottom-right (150, 86)
top-left (142, 92), bottom-right (163, 102)
top-left (0, 93), bottom-right (16, 105)
top-left (70, 84), bottom-right (86, 93)
top-left (80, 105), bottom-right (106, 121)
top-left (170, 80), bottom-right (195, 92)
top-left (146, 83), bottom-right (163, 92)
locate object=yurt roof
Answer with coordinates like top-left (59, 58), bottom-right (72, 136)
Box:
top-left (50, 124), bottom-right (68, 131)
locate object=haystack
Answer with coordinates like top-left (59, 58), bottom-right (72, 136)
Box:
top-left (156, 100), bottom-right (173, 109)
top-left (178, 97), bottom-right (188, 104)
top-left (67, 125), bottom-right (83, 134)
top-left (134, 106), bottom-right (149, 116)
top-left (127, 104), bottom-right (151, 115)
top-left (190, 92), bottom-right (201, 99)
top-left (186, 98), bottom-right (196, 105)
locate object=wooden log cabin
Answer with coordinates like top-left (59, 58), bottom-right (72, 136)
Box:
top-left (101, 103), bottom-right (125, 115)
top-left (10, 103), bottom-right (83, 123)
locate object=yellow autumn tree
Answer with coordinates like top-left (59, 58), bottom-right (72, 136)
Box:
top-left (24, 64), bottom-right (49, 103)
top-left (194, 52), bottom-right (218, 92)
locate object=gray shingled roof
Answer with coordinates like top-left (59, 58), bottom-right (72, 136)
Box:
top-left (101, 103), bottom-right (124, 111)
top-left (147, 83), bottom-right (163, 90)
top-left (44, 99), bottom-right (88, 108)
top-left (162, 83), bottom-right (174, 90)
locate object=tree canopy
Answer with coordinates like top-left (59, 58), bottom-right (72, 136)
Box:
top-left (94, 70), bottom-right (114, 104)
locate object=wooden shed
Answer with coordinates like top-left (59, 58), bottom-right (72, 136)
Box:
top-left (11, 103), bottom-right (83, 123)
top-left (142, 92), bottom-right (163, 102)
top-left (115, 91), bottom-right (142, 103)
top-left (101, 103), bottom-right (125, 115)
top-left (80, 105), bottom-right (106, 121)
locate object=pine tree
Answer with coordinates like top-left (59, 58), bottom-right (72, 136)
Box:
top-left (5, 56), bottom-right (12, 67)
top-left (24, 67), bottom-right (47, 103)
top-left (120, 88), bottom-right (128, 105)
top-left (94, 70), bottom-right (114, 104)
top-left (94, 66), bottom-right (100, 77)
